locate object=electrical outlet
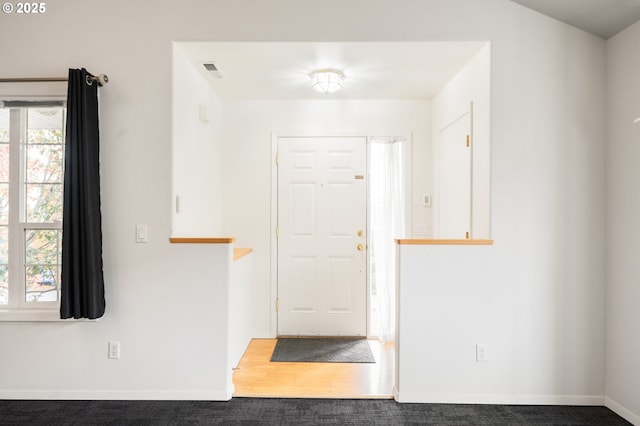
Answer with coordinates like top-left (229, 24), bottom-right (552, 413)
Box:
top-left (476, 344), bottom-right (488, 362)
top-left (108, 341), bottom-right (121, 359)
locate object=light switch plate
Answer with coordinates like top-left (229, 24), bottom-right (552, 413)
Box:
top-left (136, 225), bottom-right (148, 243)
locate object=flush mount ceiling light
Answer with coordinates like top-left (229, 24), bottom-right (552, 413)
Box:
top-left (310, 69), bottom-right (344, 94)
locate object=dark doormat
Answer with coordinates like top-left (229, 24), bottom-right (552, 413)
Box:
top-left (270, 338), bottom-right (375, 363)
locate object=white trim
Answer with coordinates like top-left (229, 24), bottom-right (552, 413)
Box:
top-left (393, 386), bottom-right (400, 401)
top-left (269, 133), bottom-right (278, 337)
top-left (0, 390), bottom-right (232, 401)
top-left (0, 82), bottom-right (67, 101)
top-left (0, 309), bottom-right (95, 322)
top-left (1, 104), bottom-right (66, 315)
top-left (605, 397), bottom-right (640, 425)
top-left (394, 392), bottom-right (605, 405)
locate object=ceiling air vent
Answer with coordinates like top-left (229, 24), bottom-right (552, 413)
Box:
top-left (203, 62), bottom-right (223, 78)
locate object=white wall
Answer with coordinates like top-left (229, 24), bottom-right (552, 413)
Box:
top-left (393, 4), bottom-right (608, 407)
top-left (220, 99), bottom-right (431, 336)
top-left (0, 0), bottom-right (615, 407)
top-left (605, 20), bottom-right (640, 425)
top-left (397, 243), bottom-right (605, 404)
top-left (0, 243), bottom-right (233, 400)
top-left (228, 252), bottom-right (256, 393)
top-left (172, 45), bottom-right (224, 236)
top-left (432, 44), bottom-right (491, 238)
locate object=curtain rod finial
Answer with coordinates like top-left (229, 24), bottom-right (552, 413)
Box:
top-left (86, 73), bottom-right (109, 87)
top-left (94, 74), bottom-right (108, 86)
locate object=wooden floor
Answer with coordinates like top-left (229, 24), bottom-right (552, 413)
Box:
top-left (232, 338), bottom-right (395, 399)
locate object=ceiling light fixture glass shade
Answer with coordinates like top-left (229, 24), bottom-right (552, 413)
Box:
top-left (310, 69), bottom-right (344, 94)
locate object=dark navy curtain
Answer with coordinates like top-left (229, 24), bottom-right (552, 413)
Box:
top-left (60, 68), bottom-right (105, 319)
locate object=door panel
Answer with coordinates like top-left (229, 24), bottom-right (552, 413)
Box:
top-left (327, 183), bottom-right (353, 236)
top-left (278, 137), bottom-right (367, 336)
top-left (291, 256), bottom-right (317, 312)
top-left (327, 256), bottom-right (353, 312)
top-left (437, 113), bottom-right (472, 239)
top-left (291, 183), bottom-right (316, 236)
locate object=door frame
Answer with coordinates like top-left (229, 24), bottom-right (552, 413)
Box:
top-left (270, 132), bottom-right (413, 338)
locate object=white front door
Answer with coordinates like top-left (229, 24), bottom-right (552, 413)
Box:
top-left (277, 137), bottom-right (367, 336)
top-left (437, 112), bottom-right (472, 239)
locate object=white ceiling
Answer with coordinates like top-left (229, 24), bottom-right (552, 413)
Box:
top-left (510, 0), bottom-right (640, 39)
top-left (178, 0), bottom-right (640, 101)
top-left (178, 42), bottom-right (487, 100)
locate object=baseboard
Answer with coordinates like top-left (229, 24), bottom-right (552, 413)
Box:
top-left (0, 390), bottom-right (232, 401)
top-left (394, 392), bottom-right (605, 406)
top-left (605, 397), bottom-right (640, 426)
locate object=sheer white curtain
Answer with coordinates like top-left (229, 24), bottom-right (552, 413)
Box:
top-left (368, 137), bottom-right (408, 343)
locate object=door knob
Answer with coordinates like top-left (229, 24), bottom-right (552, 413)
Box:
top-left (357, 243), bottom-right (365, 251)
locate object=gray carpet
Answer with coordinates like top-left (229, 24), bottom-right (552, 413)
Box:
top-left (0, 399), bottom-right (631, 425)
top-left (270, 338), bottom-right (375, 363)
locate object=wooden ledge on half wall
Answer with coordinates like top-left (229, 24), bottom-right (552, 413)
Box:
top-left (233, 247), bottom-right (253, 261)
top-left (169, 237), bottom-right (253, 261)
top-left (395, 238), bottom-right (494, 245)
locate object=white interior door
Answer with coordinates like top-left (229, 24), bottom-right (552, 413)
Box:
top-left (437, 113), bottom-right (472, 239)
top-left (277, 137), bottom-right (367, 336)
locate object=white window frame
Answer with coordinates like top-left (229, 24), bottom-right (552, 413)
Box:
top-left (1, 82), bottom-right (68, 321)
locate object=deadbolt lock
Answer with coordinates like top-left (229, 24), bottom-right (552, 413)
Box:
top-left (357, 230), bottom-right (364, 237)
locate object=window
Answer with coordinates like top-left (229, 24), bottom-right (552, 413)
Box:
top-left (0, 104), bottom-right (66, 315)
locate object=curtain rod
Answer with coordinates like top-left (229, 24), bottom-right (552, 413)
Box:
top-left (0, 74), bottom-right (109, 86)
